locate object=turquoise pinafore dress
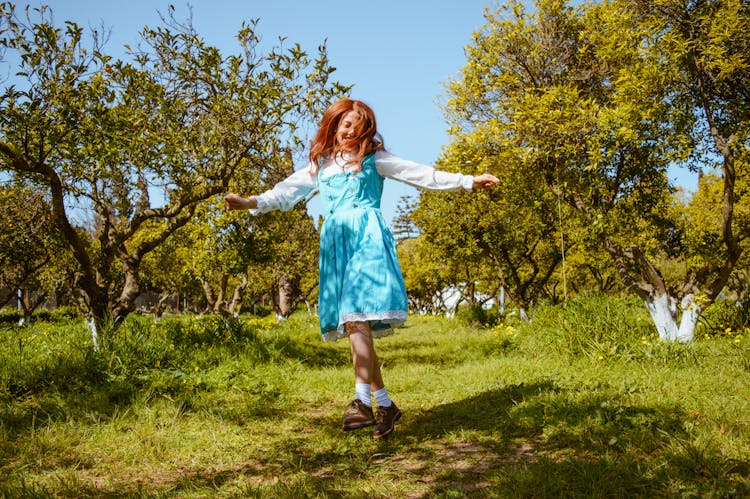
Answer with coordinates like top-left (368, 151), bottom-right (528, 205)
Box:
top-left (317, 153), bottom-right (408, 341)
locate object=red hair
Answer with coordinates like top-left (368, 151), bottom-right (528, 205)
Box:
top-left (308, 98), bottom-right (384, 173)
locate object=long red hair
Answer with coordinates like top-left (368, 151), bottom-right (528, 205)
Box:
top-left (308, 98), bottom-right (384, 173)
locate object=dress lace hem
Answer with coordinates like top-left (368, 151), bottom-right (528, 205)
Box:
top-left (320, 310), bottom-right (407, 342)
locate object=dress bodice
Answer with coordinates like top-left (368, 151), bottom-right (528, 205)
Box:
top-left (318, 154), bottom-right (384, 216)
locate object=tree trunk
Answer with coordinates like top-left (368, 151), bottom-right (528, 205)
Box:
top-left (228, 274), bottom-right (249, 316)
top-left (677, 294), bottom-right (701, 342)
top-left (643, 292), bottom-right (700, 342)
top-left (153, 293), bottom-right (175, 322)
top-left (80, 285), bottom-right (110, 351)
top-left (21, 289), bottom-right (47, 323)
top-left (519, 308), bottom-right (531, 322)
top-left (213, 274), bottom-right (229, 314)
top-left (86, 317), bottom-right (100, 351)
top-left (111, 261), bottom-right (141, 323)
top-left (200, 278), bottom-right (218, 313)
top-left (272, 273), bottom-right (300, 320)
top-left (644, 292), bottom-right (679, 341)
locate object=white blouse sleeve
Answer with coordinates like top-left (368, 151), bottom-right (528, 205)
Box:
top-left (250, 164), bottom-right (318, 215)
top-left (374, 150), bottom-right (474, 191)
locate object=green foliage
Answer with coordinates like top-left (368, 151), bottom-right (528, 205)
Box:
top-left (0, 320), bottom-right (102, 400)
top-left (0, 309), bottom-right (18, 324)
top-left (0, 2), bottom-right (346, 328)
top-left (0, 311), bottom-right (343, 407)
top-left (697, 300), bottom-right (750, 339)
top-left (0, 184), bottom-right (74, 317)
top-left (0, 306), bottom-right (80, 324)
top-left (0, 302), bottom-right (749, 496)
top-left (440, 0), bottom-right (750, 341)
top-left (454, 304), bottom-right (503, 328)
top-left (163, 315), bottom-right (258, 348)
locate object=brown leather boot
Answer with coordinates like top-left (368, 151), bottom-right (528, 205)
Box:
top-left (342, 399), bottom-right (375, 431)
top-left (373, 402), bottom-right (402, 439)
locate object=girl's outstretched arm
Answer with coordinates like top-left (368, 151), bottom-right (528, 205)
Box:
top-left (224, 194), bottom-right (258, 211)
top-left (472, 173), bottom-right (500, 190)
top-left (374, 150), bottom-right (499, 192)
top-left (223, 166), bottom-right (318, 214)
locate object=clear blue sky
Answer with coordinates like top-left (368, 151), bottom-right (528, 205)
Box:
top-left (15, 1), bottom-right (697, 223)
top-left (40, 0), bottom-right (494, 224)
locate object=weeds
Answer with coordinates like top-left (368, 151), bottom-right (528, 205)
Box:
top-left (0, 296), bottom-right (748, 497)
top-left (521, 294), bottom-right (654, 361)
top-left (698, 299), bottom-right (750, 338)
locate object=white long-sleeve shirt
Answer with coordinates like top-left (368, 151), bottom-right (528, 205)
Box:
top-left (251, 150), bottom-right (475, 214)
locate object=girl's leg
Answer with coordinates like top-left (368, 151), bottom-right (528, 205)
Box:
top-left (345, 321), bottom-right (401, 439)
top-left (341, 321), bottom-right (378, 431)
top-left (346, 321), bottom-right (383, 390)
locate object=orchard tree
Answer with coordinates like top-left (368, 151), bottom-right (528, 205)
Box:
top-left (139, 221), bottom-right (197, 317)
top-left (411, 128), bottom-right (569, 319)
top-left (256, 207), bottom-right (320, 319)
top-left (446, 0), bottom-right (748, 341)
top-left (397, 237), bottom-right (445, 313)
top-left (409, 192), bottom-right (500, 314)
top-left (175, 201), bottom-right (251, 315)
top-left (397, 235), bottom-right (491, 315)
top-left (0, 182), bottom-right (70, 321)
top-left (175, 196), bottom-right (319, 319)
top-left (0, 4), bottom-right (346, 344)
top-left (680, 172), bottom-right (750, 302)
top-left (630, 0), bottom-right (750, 339)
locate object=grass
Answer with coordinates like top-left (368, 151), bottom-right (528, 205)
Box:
top-left (0, 296), bottom-right (748, 497)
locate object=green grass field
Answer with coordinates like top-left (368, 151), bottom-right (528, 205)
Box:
top-left (1, 296), bottom-right (749, 497)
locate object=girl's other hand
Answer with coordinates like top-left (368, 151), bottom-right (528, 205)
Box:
top-left (224, 194), bottom-right (258, 210)
top-left (472, 174), bottom-right (500, 190)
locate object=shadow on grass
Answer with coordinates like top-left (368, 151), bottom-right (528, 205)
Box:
top-left (0, 337), bottom-right (348, 441)
top-left (258, 381), bottom-right (749, 497)
top-left (392, 381), bottom-right (750, 497)
top-left (6, 378), bottom-right (746, 498)
top-left (375, 331), bottom-right (517, 369)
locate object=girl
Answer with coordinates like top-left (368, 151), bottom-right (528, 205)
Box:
top-left (225, 98), bottom-right (498, 439)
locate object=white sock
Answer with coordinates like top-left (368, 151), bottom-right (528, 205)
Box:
top-left (373, 387), bottom-right (392, 408)
top-left (355, 383), bottom-right (371, 407)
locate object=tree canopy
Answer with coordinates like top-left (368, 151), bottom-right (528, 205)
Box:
top-left (404, 0), bottom-right (749, 340)
top-left (0, 3), bottom-right (346, 338)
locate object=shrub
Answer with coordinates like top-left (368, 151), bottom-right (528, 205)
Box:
top-left (0, 306), bottom-right (81, 324)
top-left (455, 305), bottom-right (502, 327)
top-left (249, 303), bottom-right (273, 317)
top-left (160, 315), bottom-right (261, 348)
top-left (48, 305), bottom-right (81, 322)
top-left (697, 300), bottom-right (750, 338)
top-left (0, 320), bottom-right (103, 399)
top-left (0, 308), bottom-right (21, 324)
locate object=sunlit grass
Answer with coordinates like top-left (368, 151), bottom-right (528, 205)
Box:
top-left (1, 296), bottom-right (748, 497)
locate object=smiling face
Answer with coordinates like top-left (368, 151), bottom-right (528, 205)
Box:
top-left (309, 98), bottom-right (383, 173)
top-left (335, 110), bottom-right (364, 150)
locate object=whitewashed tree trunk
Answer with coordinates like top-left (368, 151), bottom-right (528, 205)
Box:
top-left (86, 317), bottom-right (99, 351)
top-left (677, 295), bottom-right (701, 342)
top-left (519, 308), bottom-right (530, 322)
top-left (644, 293), bottom-right (679, 341)
top-left (644, 293), bottom-right (699, 342)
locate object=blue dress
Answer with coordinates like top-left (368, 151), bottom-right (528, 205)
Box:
top-left (317, 153), bottom-right (408, 341)
top-left (250, 149), bottom-right (474, 340)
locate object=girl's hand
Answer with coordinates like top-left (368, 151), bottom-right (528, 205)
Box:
top-left (224, 194), bottom-right (258, 210)
top-left (472, 173), bottom-right (500, 190)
